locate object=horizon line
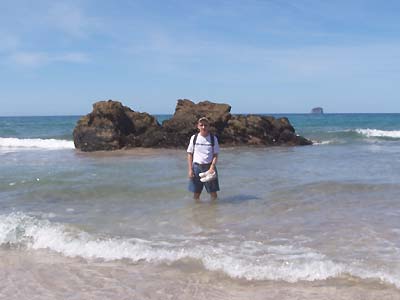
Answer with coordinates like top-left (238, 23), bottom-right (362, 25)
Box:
top-left (2, 112), bottom-right (400, 118)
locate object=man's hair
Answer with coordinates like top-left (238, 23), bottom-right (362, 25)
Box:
top-left (197, 117), bottom-right (210, 124)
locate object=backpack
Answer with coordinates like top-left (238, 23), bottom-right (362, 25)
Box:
top-left (192, 133), bottom-right (215, 154)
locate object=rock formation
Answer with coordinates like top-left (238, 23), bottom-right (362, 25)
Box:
top-left (311, 107), bottom-right (324, 114)
top-left (73, 101), bottom-right (164, 152)
top-left (162, 100), bottom-right (232, 147)
top-left (73, 99), bottom-right (312, 151)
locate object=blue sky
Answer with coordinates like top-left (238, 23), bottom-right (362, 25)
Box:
top-left (1, 0), bottom-right (400, 115)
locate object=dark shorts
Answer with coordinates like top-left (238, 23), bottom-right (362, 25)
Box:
top-left (188, 163), bottom-right (220, 194)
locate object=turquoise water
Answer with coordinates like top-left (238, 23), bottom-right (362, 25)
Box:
top-left (285, 113), bottom-right (400, 144)
top-left (1, 114), bottom-right (400, 299)
top-left (0, 116), bottom-right (79, 139)
top-left (1, 113), bottom-right (400, 142)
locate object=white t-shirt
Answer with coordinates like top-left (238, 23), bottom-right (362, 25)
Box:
top-left (187, 134), bottom-right (219, 164)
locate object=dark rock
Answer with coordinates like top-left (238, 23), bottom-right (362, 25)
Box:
top-left (219, 115), bottom-right (312, 146)
top-left (73, 100), bottom-right (163, 151)
top-left (162, 99), bottom-right (231, 147)
top-left (220, 115), bottom-right (274, 145)
top-left (311, 107), bottom-right (324, 114)
top-left (278, 129), bottom-right (312, 146)
top-left (73, 99), bottom-right (312, 151)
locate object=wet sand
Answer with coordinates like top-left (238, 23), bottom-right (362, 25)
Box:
top-left (1, 249), bottom-right (399, 300)
top-left (75, 147), bottom-right (185, 158)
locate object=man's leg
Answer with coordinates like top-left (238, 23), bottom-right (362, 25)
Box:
top-left (210, 192), bottom-right (218, 200)
top-left (190, 164), bottom-right (203, 200)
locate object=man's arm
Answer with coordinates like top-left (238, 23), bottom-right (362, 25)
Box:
top-left (209, 153), bottom-right (218, 173)
top-left (187, 153), bottom-right (194, 178)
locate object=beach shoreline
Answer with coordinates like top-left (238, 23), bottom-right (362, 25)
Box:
top-left (74, 147), bottom-right (185, 158)
top-left (2, 249), bottom-right (399, 300)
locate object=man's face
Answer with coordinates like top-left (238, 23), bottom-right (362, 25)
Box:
top-left (197, 121), bottom-right (209, 135)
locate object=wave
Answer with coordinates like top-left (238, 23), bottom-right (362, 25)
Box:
top-left (0, 137), bottom-right (75, 150)
top-left (308, 128), bottom-right (400, 145)
top-left (0, 212), bottom-right (399, 287)
top-left (311, 140), bottom-right (333, 145)
top-left (355, 129), bottom-right (400, 139)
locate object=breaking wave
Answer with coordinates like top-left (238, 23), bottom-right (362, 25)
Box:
top-left (311, 140), bottom-right (333, 145)
top-left (355, 129), bottom-right (400, 139)
top-left (1, 212), bottom-right (399, 287)
top-left (0, 137), bottom-right (75, 150)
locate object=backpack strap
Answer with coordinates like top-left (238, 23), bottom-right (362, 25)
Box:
top-left (210, 133), bottom-right (215, 156)
top-left (192, 133), bottom-right (198, 154)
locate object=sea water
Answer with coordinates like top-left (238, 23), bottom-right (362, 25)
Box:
top-left (1, 114), bottom-right (400, 299)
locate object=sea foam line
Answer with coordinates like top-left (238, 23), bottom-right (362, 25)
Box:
top-left (311, 140), bottom-right (333, 145)
top-left (355, 129), bottom-right (400, 138)
top-left (0, 137), bottom-right (75, 149)
top-left (1, 212), bottom-right (399, 287)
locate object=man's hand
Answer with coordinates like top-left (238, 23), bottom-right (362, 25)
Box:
top-left (209, 164), bottom-right (215, 173)
top-left (188, 169), bottom-right (194, 178)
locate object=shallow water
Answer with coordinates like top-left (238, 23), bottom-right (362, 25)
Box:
top-left (1, 115), bottom-right (400, 299)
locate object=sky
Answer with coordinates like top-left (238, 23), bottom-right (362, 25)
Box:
top-left (1, 0), bottom-right (400, 115)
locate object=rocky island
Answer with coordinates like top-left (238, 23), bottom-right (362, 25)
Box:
top-left (311, 107), bottom-right (324, 114)
top-left (73, 99), bottom-right (312, 152)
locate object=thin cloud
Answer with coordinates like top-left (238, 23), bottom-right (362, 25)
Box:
top-left (0, 33), bottom-right (20, 52)
top-left (10, 51), bottom-right (90, 67)
top-left (0, 1), bottom-right (96, 68)
top-left (122, 24), bottom-right (400, 80)
top-left (45, 2), bottom-right (98, 38)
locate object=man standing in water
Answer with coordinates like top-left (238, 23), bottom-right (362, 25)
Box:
top-left (187, 117), bottom-right (220, 200)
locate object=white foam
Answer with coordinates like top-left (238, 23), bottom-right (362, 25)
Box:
top-left (312, 140), bottom-right (333, 145)
top-left (1, 212), bottom-right (399, 287)
top-left (0, 137), bottom-right (75, 150)
top-left (356, 129), bottom-right (400, 139)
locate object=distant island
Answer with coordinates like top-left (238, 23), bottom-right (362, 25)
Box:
top-left (311, 107), bottom-right (324, 114)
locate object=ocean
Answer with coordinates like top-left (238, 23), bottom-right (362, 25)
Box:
top-left (1, 114), bottom-right (400, 300)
